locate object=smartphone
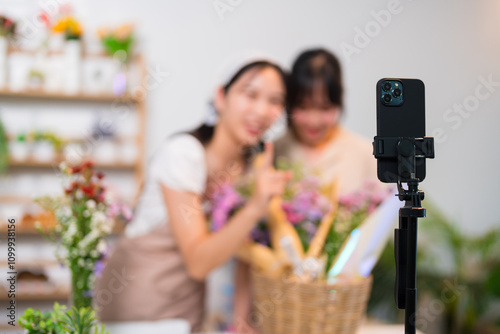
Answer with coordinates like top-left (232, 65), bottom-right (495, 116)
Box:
top-left (376, 78), bottom-right (426, 183)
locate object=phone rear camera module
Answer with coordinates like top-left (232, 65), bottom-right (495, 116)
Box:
top-left (383, 82), bottom-right (392, 92)
top-left (380, 80), bottom-right (403, 106)
top-left (383, 94), bottom-right (392, 103)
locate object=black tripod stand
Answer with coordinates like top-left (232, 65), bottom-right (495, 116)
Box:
top-left (374, 136), bottom-right (435, 334)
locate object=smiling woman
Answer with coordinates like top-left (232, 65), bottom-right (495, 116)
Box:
top-left (94, 54), bottom-right (289, 332)
top-left (275, 48), bottom-right (378, 195)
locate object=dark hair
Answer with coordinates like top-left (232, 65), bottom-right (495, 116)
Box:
top-left (189, 61), bottom-right (286, 161)
top-left (286, 48), bottom-right (343, 123)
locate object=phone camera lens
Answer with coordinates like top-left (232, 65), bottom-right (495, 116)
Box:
top-left (383, 94), bottom-right (392, 103)
top-left (393, 88), bottom-right (402, 98)
top-left (383, 82), bottom-right (392, 91)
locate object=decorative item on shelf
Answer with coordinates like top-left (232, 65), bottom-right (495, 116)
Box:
top-left (91, 113), bottom-right (118, 164)
top-left (27, 68), bottom-right (45, 90)
top-left (52, 16), bottom-right (83, 94)
top-left (98, 24), bottom-right (134, 95)
top-left (30, 130), bottom-right (64, 162)
top-left (9, 132), bottom-right (29, 161)
top-left (208, 155), bottom-right (396, 333)
top-left (34, 160), bottom-right (132, 309)
top-left (0, 15), bottom-right (16, 89)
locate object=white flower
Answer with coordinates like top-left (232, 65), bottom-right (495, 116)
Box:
top-left (78, 258), bottom-right (85, 267)
top-left (97, 240), bottom-right (107, 253)
top-left (83, 210), bottom-right (90, 218)
top-left (75, 189), bottom-right (83, 199)
top-left (86, 200), bottom-right (96, 210)
top-left (90, 250), bottom-right (99, 258)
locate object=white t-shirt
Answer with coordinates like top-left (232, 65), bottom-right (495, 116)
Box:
top-left (125, 134), bottom-right (207, 238)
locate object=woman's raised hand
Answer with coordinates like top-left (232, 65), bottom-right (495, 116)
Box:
top-left (249, 142), bottom-right (292, 215)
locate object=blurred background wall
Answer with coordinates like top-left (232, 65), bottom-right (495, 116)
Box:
top-left (1, 0), bottom-right (499, 232)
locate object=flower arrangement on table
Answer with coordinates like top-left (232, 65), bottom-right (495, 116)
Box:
top-left (33, 161), bottom-right (132, 309)
top-left (208, 154), bottom-right (395, 333)
top-left (52, 16), bottom-right (83, 40)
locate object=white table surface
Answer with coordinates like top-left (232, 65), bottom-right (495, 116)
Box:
top-left (199, 324), bottom-right (424, 334)
top-left (357, 323), bottom-right (424, 333)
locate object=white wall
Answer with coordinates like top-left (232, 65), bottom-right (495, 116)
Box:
top-left (3, 0), bottom-right (500, 234)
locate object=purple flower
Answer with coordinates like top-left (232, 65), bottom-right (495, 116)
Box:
top-left (209, 183), bottom-right (244, 231)
top-left (94, 259), bottom-right (105, 277)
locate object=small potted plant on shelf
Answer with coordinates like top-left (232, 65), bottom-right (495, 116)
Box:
top-left (0, 15), bottom-right (16, 88)
top-left (8, 132), bottom-right (29, 162)
top-left (52, 15), bottom-right (83, 94)
top-left (97, 24), bottom-right (134, 96)
top-left (30, 130), bottom-right (65, 163)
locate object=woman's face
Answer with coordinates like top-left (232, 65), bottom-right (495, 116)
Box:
top-left (215, 66), bottom-right (285, 147)
top-left (291, 89), bottom-right (340, 147)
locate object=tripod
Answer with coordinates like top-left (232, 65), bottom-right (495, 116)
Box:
top-left (374, 136), bottom-right (434, 334)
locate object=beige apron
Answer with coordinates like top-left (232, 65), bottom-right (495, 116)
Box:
top-left (95, 223), bottom-right (205, 332)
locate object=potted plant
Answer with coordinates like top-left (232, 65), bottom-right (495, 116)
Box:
top-left (19, 302), bottom-right (109, 334)
top-left (97, 24), bottom-right (134, 95)
top-left (52, 16), bottom-right (83, 94)
top-left (30, 131), bottom-right (64, 162)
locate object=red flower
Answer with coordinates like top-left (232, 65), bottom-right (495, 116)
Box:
top-left (82, 161), bottom-right (94, 169)
top-left (71, 166), bottom-right (82, 174)
top-left (96, 172), bottom-right (104, 180)
top-left (81, 184), bottom-right (95, 197)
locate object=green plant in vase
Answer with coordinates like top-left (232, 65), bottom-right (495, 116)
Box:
top-left (35, 160), bottom-right (131, 309)
top-left (98, 24), bottom-right (134, 62)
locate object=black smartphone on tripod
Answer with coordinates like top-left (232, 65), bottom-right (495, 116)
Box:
top-left (376, 78), bottom-right (426, 183)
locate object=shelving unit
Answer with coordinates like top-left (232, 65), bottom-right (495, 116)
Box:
top-left (0, 50), bottom-right (147, 308)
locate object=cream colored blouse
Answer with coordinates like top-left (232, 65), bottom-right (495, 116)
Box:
top-left (274, 126), bottom-right (378, 195)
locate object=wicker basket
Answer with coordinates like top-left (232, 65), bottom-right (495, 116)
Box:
top-left (250, 270), bottom-right (373, 334)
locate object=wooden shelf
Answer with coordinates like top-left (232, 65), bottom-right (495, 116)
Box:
top-left (0, 88), bottom-right (138, 103)
top-left (0, 260), bottom-right (61, 270)
top-left (8, 156), bottom-right (136, 169)
top-left (0, 285), bottom-right (69, 301)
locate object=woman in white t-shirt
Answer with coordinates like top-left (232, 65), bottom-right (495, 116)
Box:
top-left (95, 56), bottom-right (291, 332)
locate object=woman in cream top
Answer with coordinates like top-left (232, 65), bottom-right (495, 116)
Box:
top-left (275, 48), bottom-right (378, 194)
top-left (95, 56), bottom-right (291, 332)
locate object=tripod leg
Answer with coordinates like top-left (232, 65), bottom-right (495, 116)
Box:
top-left (405, 217), bottom-right (418, 334)
top-left (395, 213), bottom-right (408, 309)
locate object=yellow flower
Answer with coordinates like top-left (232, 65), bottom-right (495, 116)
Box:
top-left (52, 16), bottom-right (83, 37)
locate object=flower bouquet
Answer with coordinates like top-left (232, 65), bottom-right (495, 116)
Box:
top-left (34, 161), bottom-right (132, 309)
top-left (208, 155), bottom-right (397, 333)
